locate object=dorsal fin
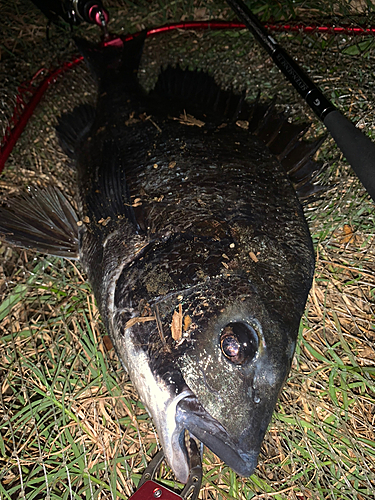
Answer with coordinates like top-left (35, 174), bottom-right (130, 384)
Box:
top-left (150, 66), bottom-right (328, 200)
top-left (149, 65), bottom-right (247, 123)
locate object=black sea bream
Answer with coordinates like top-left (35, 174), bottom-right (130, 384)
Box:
top-left (0, 33), bottom-right (324, 482)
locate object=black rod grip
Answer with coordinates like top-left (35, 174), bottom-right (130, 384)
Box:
top-left (324, 111), bottom-right (375, 201)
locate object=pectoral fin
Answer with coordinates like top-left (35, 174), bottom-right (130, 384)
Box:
top-left (0, 186), bottom-right (79, 259)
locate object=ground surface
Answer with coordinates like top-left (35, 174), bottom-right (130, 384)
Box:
top-left (0, 1), bottom-right (374, 499)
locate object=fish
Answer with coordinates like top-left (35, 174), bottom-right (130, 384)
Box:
top-left (0, 33), bottom-right (325, 483)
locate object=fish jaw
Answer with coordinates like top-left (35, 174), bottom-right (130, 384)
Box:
top-left (176, 394), bottom-right (260, 477)
top-left (149, 388), bottom-right (196, 484)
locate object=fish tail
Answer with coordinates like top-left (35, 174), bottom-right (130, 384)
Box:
top-left (74, 31), bottom-right (147, 87)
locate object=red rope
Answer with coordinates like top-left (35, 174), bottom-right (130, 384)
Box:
top-left (265, 22), bottom-right (375, 35)
top-left (1, 19), bottom-right (374, 173)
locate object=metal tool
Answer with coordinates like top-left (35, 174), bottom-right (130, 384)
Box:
top-left (129, 439), bottom-right (202, 500)
top-left (226, 0), bottom-right (375, 202)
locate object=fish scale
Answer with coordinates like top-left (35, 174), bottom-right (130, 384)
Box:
top-left (0, 32), bottom-right (324, 483)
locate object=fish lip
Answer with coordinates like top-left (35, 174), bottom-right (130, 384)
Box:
top-left (176, 395), bottom-right (258, 477)
top-left (156, 389), bottom-right (193, 484)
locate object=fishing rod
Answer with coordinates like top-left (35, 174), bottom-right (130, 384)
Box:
top-left (226, 0), bottom-right (375, 203)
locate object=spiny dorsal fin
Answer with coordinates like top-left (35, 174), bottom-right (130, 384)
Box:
top-left (149, 65), bottom-right (247, 123)
top-left (0, 187), bottom-right (79, 258)
top-left (150, 66), bottom-right (327, 200)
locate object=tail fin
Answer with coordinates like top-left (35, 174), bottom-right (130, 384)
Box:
top-left (74, 32), bottom-right (147, 87)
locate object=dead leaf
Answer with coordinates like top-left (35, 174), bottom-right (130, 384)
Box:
top-left (173, 111), bottom-right (205, 128)
top-left (337, 224), bottom-right (362, 245)
top-left (98, 217), bottom-right (111, 226)
top-left (249, 251), bottom-right (259, 262)
top-left (340, 224), bottom-right (356, 244)
top-left (171, 304), bottom-right (183, 341)
top-left (132, 198), bottom-right (142, 207)
top-left (125, 111), bottom-right (140, 126)
top-left (102, 335), bottom-right (113, 351)
top-left (236, 120), bottom-right (249, 129)
top-left (124, 316), bottom-right (155, 330)
top-left (183, 315), bottom-right (192, 332)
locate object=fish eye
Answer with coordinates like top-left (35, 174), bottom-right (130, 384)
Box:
top-left (220, 322), bottom-right (258, 365)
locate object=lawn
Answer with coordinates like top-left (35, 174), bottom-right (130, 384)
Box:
top-left (0, 1), bottom-right (374, 498)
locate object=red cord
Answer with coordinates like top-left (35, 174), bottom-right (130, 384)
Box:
top-left (1, 19), bottom-right (374, 173)
top-left (145, 20), bottom-right (375, 36)
top-left (265, 22), bottom-right (375, 35)
top-left (0, 57), bottom-right (83, 173)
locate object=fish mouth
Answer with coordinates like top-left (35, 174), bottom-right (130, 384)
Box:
top-left (174, 394), bottom-right (258, 479)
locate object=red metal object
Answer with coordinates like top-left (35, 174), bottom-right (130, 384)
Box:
top-left (265, 22), bottom-right (375, 35)
top-left (147, 20), bottom-right (245, 35)
top-left (129, 480), bottom-right (184, 500)
top-left (145, 20), bottom-right (375, 36)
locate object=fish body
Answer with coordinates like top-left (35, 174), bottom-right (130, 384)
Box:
top-left (0, 34), bottom-right (320, 482)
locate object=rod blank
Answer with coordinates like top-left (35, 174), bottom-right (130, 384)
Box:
top-left (226, 0), bottom-right (375, 202)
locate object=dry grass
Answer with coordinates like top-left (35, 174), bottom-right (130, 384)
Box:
top-left (0, 1), bottom-right (374, 498)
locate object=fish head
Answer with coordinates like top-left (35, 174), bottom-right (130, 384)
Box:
top-left (175, 276), bottom-right (298, 479)
top-left (114, 272), bottom-right (301, 483)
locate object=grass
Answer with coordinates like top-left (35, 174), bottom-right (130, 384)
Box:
top-left (1, 0), bottom-right (375, 498)
top-left (0, 256), bottom-right (150, 499)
